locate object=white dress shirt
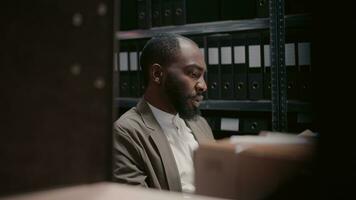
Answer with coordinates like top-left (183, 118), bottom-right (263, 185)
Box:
top-left (148, 103), bottom-right (199, 193)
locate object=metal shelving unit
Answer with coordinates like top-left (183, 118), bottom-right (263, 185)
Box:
top-left (114, 1), bottom-right (312, 133)
top-left (115, 98), bottom-right (311, 113)
top-left (116, 14), bottom-right (310, 40)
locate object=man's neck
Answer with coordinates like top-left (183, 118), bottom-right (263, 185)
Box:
top-left (144, 87), bottom-right (176, 115)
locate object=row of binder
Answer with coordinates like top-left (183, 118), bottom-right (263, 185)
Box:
top-left (120, 0), bottom-right (186, 30)
top-left (204, 111), bottom-right (313, 137)
top-left (118, 28), bottom-right (311, 101)
top-left (118, 39), bottom-right (147, 98)
top-left (120, 0), bottom-right (311, 30)
top-left (205, 116), bottom-right (269, 136)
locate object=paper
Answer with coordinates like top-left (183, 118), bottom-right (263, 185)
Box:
top-left (220, 118), bottom-right (239, 131)
top-left (220, 46), bottom-right (232, 64)
top-left (248, 45), bottom-right (261, 68)
top-left (119, 52), bottom-right (128, 71)
top-left (208, 48), bottom-right (219, 65)
top-left (234, 46), bottom-right (245, 64)
top-left (129, 52), bottom-right (138, 71)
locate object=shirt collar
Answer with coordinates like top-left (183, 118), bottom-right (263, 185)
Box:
top-left (147, 102), bottom-right (178, 128)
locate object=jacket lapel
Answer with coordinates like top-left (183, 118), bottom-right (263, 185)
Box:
top-left (136, 99), bottom-right (182, 192)
top-left (186, 119), bottom-right (211, 144)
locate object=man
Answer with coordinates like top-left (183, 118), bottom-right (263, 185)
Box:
top-left (113, 33), bottom-right (214, 193)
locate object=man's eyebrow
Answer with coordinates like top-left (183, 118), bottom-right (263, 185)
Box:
top-left (185, 64), bottom-right (204, 71)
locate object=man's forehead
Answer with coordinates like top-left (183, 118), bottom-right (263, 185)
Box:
top-left (174, 39), bottom-right (206, 70)
top-left (177, 37), bottom-right (198, 49)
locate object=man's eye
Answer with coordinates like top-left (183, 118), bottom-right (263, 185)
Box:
top-left (190, 72), bottom-right (199, 78)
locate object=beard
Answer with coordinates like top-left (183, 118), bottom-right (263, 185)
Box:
top-left (164, 73), bottom-right (202, 120)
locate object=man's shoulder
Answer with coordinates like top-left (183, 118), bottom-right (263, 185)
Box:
top-left (185, 115), bottom-right (215, 141)
top-left (192, 115), bottom-right (209, 125)
top-left (188, 115), bottom-right (212, 132)
top-left (114, 107), bottom-right (142, 130)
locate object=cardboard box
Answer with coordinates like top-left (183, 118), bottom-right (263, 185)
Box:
top-left (194, 133), bottom-right (316, 200)
top-left (2, 182), bottom-right (227, 200)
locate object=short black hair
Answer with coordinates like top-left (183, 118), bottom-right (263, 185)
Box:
top-left (140, 33), bottom-right (188, 87)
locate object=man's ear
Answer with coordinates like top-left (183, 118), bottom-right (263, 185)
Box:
top-left (151, 63), bottom-right (163, 84)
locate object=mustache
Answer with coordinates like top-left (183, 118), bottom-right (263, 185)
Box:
top-left (187, 93), bottom-right (204, 99)
top-left (188, 90), bottom-right (205, 98)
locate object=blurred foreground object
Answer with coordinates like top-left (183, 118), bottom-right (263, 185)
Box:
top-left (259, 129), bottom-right (318, 137)
top-left (1, 182), bottom-right (226, 200)
top-left (1, 0), bottom-right (113, 195)
top-left (194, 131), bottom-right (316, 200)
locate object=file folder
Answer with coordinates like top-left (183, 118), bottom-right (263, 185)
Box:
top-left (285, 28), bottom-right (299, 100)
top-left (162, 0), bottom-right (173, 26)
top-left (137, 0), bottom-right (152, 29)
top-left (219, 35), bottom-right (234, 100)
top-left (189, 35), bottom-right (206, 60)
top-left (256, 0), bottom-right (269, 18)
top-left (232, 32), bottom-right (248, 100)
top-left (152, 0), bottom-right (163, 27)
top-left (186, 0), bottom-right (219, 23)
top-left (189, 35), bottom-right (207, 99)
top-left (119, 41), bottom-right (130, 97)
top-left (138, 39), bottom-right (147, 95)
top-left (298, 41), bottom-right (311, 101)
top-left (285, 0), bottom-right (311, 15)
top-left (120, 0), bottom-right (138, 30)
top-left (128, 41), bottom-right (140, 97)
top-left (220, 0), bottom-right (256, 20)
top-left (242, 118), bottom-right (268, 134)
top-left (247, 32), bottom-right (264, 100)
top-left (207, 35), bottom-right (221, 99)
top-left (262, 30), bottom-right (271, 100)
top-left (173, 0), bottom-right (186, 25)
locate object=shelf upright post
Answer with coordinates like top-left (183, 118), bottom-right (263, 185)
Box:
top-left (113, 0), bottom-right (121, 121)
top-left (269, 0), bottom-right (288, 131)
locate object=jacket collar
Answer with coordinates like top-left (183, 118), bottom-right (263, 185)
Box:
top-left (136, 98), bottom-right (211, 192)
top-left (136, 98), bottom-right (182, 192)
top-left (137, 98), bottom-right (208, 143)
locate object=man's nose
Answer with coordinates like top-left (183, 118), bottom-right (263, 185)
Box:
top-left (196, 77), bottom-right (207, 93)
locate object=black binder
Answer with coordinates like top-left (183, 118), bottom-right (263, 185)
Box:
top-left (256, 0), bottom-right (269, 18)
top-left (186, 0), bottom-right (219, 23)
top-left (162, 0), bottom-right (173, 26)
top-left (297, 29), bottom-right (311, 101)
top-left (189, 35), bottom-right (207, 99)
top-left (152, 0), bottom-right (163, 27)
top-left (119, 41), bottom-right (130, 97)
top-left (262, 30), bottom-right (271, 100)
top-left (128, 41), bottom-right (140, 97)
top-left (120, 0), bottom-right (138, 30)
top-left (173, 0), bottom-right (186, 25)
top-left (207, 35), bottom-right (221, 99)
top-left (232, 32), bottom-right (248, 100)
top-left (242, 118), bottom-right (268, 134)
top-left (285, 29), bottom-right (299, 100)
top-left (137, 0), bottom-right (152, 29)
top-left (138, 39), bottom-right (147, 95)
top-left (189, 35), bottom-right (206, 59)
top-left (219, 34), bottom-right (234, 100)
top-left (220, 0), bottom-right (256, 20)
top-left (285, 0), bottom-right (311, 15)
top-left (247, 31), bottom-right (264, 100)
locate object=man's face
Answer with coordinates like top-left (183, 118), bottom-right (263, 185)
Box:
top-left (163, 39), bottom-right (207, 120)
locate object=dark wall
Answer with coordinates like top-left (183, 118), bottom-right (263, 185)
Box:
top-left (0, 0), bottom-right (113, 196)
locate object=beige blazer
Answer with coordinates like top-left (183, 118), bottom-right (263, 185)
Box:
top-left (113, 98), bottom-right (214, 192)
